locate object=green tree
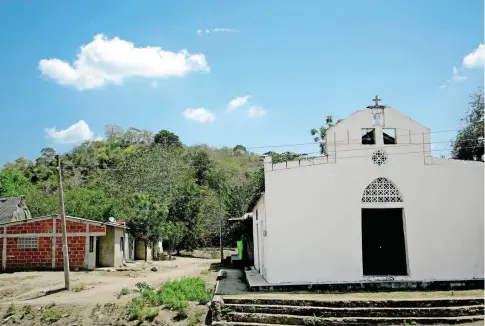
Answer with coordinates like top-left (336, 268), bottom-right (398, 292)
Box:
top-left (154, 130), bottom-right (182, 148)
top-left (64, 188), bottom-right (119, 221)
top-left (125, 194), bottom-right (167, 261)
top-left (452, 88), bottom-right (484, 161)
top-left (40, 147), bottom-right (56, 164)
top-left (0, 169), bottom-right (31, 197)
top-left (164, 221), bottom-right (185, 258)
top-left (233, 145), bottom-right (247, 155)
top-left (310, 115), bottom-right (335, 155)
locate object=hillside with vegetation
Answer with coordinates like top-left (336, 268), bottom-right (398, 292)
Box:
top-left (0, 126), bottom-right (264, 251)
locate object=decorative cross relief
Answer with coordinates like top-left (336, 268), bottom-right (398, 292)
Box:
top-left (372, 109), bottom-right (383, 126)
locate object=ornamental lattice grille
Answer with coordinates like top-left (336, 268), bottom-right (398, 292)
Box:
top-left (362, 177), bottom-right (403, 203)
top-left (372, 150), bottom-right (387, 166)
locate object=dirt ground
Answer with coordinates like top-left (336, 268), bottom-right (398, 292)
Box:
top-left (0, 255), bottom-right (224, 325)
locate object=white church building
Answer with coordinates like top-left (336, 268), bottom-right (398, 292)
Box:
top-left (250, 99), bottom-right (484, 287)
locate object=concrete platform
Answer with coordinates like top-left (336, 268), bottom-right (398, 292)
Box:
top-left (244, 268), bottom-right (485, 293)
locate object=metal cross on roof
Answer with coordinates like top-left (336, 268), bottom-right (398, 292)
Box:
top-left (372, 95), bottom-right (382, 107)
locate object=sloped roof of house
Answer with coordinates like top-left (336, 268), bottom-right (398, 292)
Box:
top-left (0, 196), bottom-right (32, 224)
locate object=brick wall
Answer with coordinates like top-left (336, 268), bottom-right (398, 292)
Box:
top-left (1, 218), bottom-right (107, 271)
top-left (7, 219), bottom-right (53, 234)
top-left (89, 224), bottom-right (105, 232)
top-left (55, 236), bottom-right (86, 269)
top-left (6, 237), bottom-right (52, 269)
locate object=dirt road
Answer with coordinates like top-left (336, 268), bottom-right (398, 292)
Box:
top-left (0, 257), bottom-right (218, 306)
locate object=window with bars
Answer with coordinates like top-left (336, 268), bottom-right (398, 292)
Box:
top-left (18, 237), bottom-right (38, 249)
top-left (89, 236), bottom-right (94, 253)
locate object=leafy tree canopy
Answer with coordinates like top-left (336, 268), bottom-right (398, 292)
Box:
top-left (452, 88), bottom-right (484, 161)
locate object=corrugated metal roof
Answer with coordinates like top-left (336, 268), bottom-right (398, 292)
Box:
top-left (0, 196), bottom-right (32, 224)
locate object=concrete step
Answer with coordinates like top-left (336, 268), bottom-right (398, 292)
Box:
top-left (223, 297), bottom-right (485, 308)
top-left (224, 303), bottom-right (484, 318)
top-left (224, 312), bottom-right (485, 325)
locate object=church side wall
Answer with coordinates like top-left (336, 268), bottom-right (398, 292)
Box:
top-left (252, 196), bottom-right (266, 275)
top-left (263, 156), bottom-right (484, 285)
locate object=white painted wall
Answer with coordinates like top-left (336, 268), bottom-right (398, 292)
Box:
top-left (113, 227), bottom-right (129, 267)
top-left (260, 107), bottom-right (484, 285)
top-left (252, 195), bottom-right (266, 274)
top-left (85, 236), bottom-right (96, 270)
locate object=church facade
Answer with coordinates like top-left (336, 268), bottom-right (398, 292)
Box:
top-left (251, 101), bottom-right (484, 286)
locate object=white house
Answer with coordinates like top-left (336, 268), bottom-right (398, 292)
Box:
top-left (251, 99), bottom-right (484, 286)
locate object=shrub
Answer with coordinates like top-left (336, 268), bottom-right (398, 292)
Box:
top-left (41, 308), bottom-right (65, 322)
top-left (158, 287), bottom-right (188, 317)
top-left (118, 287), bottom-right (130, 298)
top-left (5, 303), bottom-right (16, 317)
top-left (142, 288), bottom-right (161, 306)
top-left (160, 277), bottom-right (210, 304)
top-left (23, 305), bottom-right (33, 315)
top-left (135, 282), bottom-right (152, 292)
top-left (126, 297), bottom-right (160, 321)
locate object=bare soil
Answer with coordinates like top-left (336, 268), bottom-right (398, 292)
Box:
top-left (0, 256), bottom-right (221, 325)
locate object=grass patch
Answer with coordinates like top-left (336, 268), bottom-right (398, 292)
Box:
top-left (161, 277), bottom-right (211, 304)
top-left (200, 270), bottom-right (209, 276)
top-left (5, 302), bottom-right (16, 317)
top-left (41, 307), bottom-right (65, 322)
top-left (125, 277), bottom-right (211, 321)
top-left (126, 297), bottom-right (159, 321)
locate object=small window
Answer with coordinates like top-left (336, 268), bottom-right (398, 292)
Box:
top-left (18, 237), bottom-right (38, 249)
top-left (120, 237), bottom-right (124, 252)
top-left (89, 236), bottom-right (94, 253)
top-left (362, 128), bottom-right (376, 145)
top-left (256, 209), bottom-right (258, 221)
top-left (383, 128), bottom-right (396, 144)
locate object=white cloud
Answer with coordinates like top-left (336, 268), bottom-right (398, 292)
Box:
top-left (463, 44), bottom-right (485, 68)
top-left (452, 66), bottom-right (467, 81)
top-left (227, 95), bottom-right (250, 111)
top-left (247, 105), bottom-right (267, 117)
top-left (183, 108), bottom-right (215, 123)
top-left (196, 28), bottom-right (237, 36)
top-left (440, 66), bottom-right (467, 88)
top-left (45, 120), bottom-right (94, 143)
top-left (39, 34), bottom-right (209, 91)
top-left (150, 81), bottom-right (158, 88)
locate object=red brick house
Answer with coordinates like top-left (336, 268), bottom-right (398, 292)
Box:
top-left (0, 215), bottom-right (131, 271)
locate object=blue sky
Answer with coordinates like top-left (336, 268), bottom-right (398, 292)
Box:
top-left (0, 0), bottom-right (483, 165)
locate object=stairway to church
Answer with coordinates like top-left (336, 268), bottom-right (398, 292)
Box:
top-left (212, 296), bottom-right (485, 325)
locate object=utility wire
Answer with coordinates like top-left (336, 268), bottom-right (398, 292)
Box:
top-left (265, 145), bottom-right (483, 173)
top-left (246, 128), bottom-right (466, 150)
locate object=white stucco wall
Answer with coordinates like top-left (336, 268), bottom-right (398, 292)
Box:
top-left (261, 107), bottom-right (484, 285)
top-left (113, 227), bottom-right (129, 267)
top-left (98, 226), bottom-right (129, 267)
top-left (252, 195), bottom-right (266, 275)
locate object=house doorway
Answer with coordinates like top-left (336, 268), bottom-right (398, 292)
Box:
top-left (361, 208), bottom-right (407, 276)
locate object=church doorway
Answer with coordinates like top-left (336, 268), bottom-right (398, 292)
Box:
top-left (361, 208), bottom-right (407, 276)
